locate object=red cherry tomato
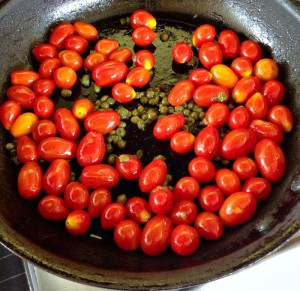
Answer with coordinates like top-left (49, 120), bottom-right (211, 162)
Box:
top-left (32, 43), bottom-right (58, 62)
top-left (72, 98), bottom-right (94, 120)
top-left (112, 82), bottom-right (136, 103)
top-left (81, 164), bottom-right (120, 189)
top-left (219, 191), bottom-right (257, 227)
top-left (73, 21), bottom-right (98, 41)
top-left (58, 50), bottom-right (83, 71)
top-left (170, 131), bottom-right (195, 154)
top-left (76, 131), bottom-right (106, 167)
top-left (267, 105), bottom-right (293, 133)
top-left (95, 39), bottom-right (119, 56)
top-left (49, 22), bottom-right (75, 50)
top-left (0, 100), bottom-right (22, 130)
top-left (172, 42), bottom-right (192, 64)
top-left (210, 64), bottom-right (238, 89)
top-left (84, 110), bottom-right (120, 135)
top-left (10, 112), bottom-right (39, 138)
top-left (188, 157), bottom-right (216, 183)
top-left (215, 168), bottom-right (241, 196)
top-left (194, 212), bottom-right (223, 240)
top-left (192, 24), bottom-right (216, 48)
top-left (149, 186), bottom-right (174, 215)
top-left (126, 67), bottom-right (150, 88)
top-left (194, 126), bottom-right (220, 159)
top-left (43, 159), bottom-right (70, 195)
top-left (198, 186), bottom-right (224, 212)
top-left (33, 79), bottom-right (55, 97)
top-left (219, 128), bottom-right (257, 160)
top-left (32, 119), bottom-right (57, 143)
top-left (242, 177), bottom-right (271, 202)
top-left (254, 58), bottom-right (279, 82)
top-left (125, 197), bottom-right (152, 224)
top-left (132, 26), bottom-right (156, 47)
top-left (37, 137), bottom-right (77, 161)
top-left (64, 35), bottom-right (89, 54)
top-left (141, 215), bottom-right (172, 256)
top-left (245, 92), bottom-right (269, 120)
top-left (84, 52), bottom-right (107, 71)
top-left (18, 162), bottom-right (42, 199)
top-left (88, 188), bottom-right (112, 218)
top-left (109, 48), bottom-right (132, 63)
top-left (170, 200), bottom-right (197, 225)
top-left (115, 154), bottom-right (142, 180)
top-left (134, 50), bottom-right (155, 70)
top-left (114, 220), bottom-right (142, 251)
top-left (64, 182), bottom-right (90, 210)
top-left (39, 57), bottom-right (61, 79)
top-left (204, 102), bottom-right (229, 127)
top-left (228, 105), bottom-right (250, 130)
top-left (232, 157), bottom-right (258, 180)
top-left (101, 202), bottom-right (126, 229)
top-left (130, 10), bottom-right (156, 30)
top-left (217, 29), bottom-right (239, 59)
top-left (153, 113), bottom-right (185, 140)
top-left (65, 210), bottom-right (91, 235)
top-left (11, 70), bottom-right (40, 87)
top-left (170, 224), bottom-right (200, 256)
top-left (167, 80), bottom-right (195, 106)
top-left (254, 139), bottom-right (285, 182)
top-left (17, 136), bottom-right (39, 163)
top-left (92, 60), bottom-right (128, 87)
top-left (199, 42), bottom-right (223, 69)
top-left (33, 95), bottom-right (55, 119)
top-left (173, 176), bottom-right (200, 202)
top-left (230, 57), bottom-right (253, 78)
top-left (38, 195), bottom-right (70, 220)
top-left (138, 159), bottom-right (167, 193)
top-left (189, 68), bottom-right (212, 88)
top-left (53, 66), bottom-right (77, 89)
top-left (6, 85), bottom-right (36, 110)
top-left (239, 39), bottom-right (262, 63)
top-left (262, 80), bottom-right (285, 106)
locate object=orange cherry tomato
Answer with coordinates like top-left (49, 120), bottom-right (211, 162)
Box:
top-left (217, 29), bottom-right (240, 59)
top-left (192, 24), bottom-right (216, 48)
top-left (130, 10), bottom-right (156, 30)
top-left (84, 52), bottom-right (107, 71)
top-left (210, 64), bottom-right (238, 89)
top-left (64, 35), bottom-right (89, 54)
top-left (17, 136), bottom-right (39, 163)
top-left (53, 66), bottom-right (77, 89)
top-left (95, 39), bottom-right (119, 56)
top-left (108, 48), bottom-right (133, 63)
top-left (6, 85), bottom-right (36, 109)
top-left (126, 67), bottom-right (150, 88)
top-left (10, 112), bottom-right (39, 138)
top-left (0, 100), bottom-right (22, 130)
top-left (189, 68), bottom-right (212, 88)
top-left (254, 58), bottom-right (279, 82)
top-left (239, 39), bottom-right (262, 63)
top-left (267, 105), bottom-right (293, 133)
top-left (49, 22), bottom-right (75, 50)
top-left (170, 131), bottom-right (195, 154)
top-left (132, 26), bottom-right (156, 47)
top-left (168, 80), bottom-right (195, 106)
top-left (65, 210), bottom-right (91, 235)
top-left (112, 82), bottom-right (136, 103)
top-left (230, 56), bottom-right (253, 78)
top-left (204, 102), bottom-right (229, 127)
top-left (11, 70), bottom-right (40, 87)
top-left (245, 92), bottom-right (269, 120)
top-left (58, 50), bottom-right (83, 71)
top-left (73, 21), bottom-right (98, 41)
top-left (199, 42), bottom-right (223, 69)
top-left (134, 50), bottom-right (155, 70)
top-left (72, 98), bottom-right (94, 120)
top-left (215, 168), bottom-right (241, 196)
top-left (232, 157), bottom-right (258, 181)
top-left (39, 57), bottom-right (61, 79)
top-left (32, 43), bottom-right (58, 62)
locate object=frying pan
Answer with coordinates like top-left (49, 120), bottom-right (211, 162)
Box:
top-left (0, 0), bottom-right (300, 289)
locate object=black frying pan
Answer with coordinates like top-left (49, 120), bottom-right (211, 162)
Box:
top-left (0, 0), bottom-right (300, 289)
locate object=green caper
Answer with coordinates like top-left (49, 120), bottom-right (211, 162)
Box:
top-left (132, 108), bottom-right (138, 116)
top-left (116, 194), bottom-right (127, 204)
top-left (136, 149), bottom-right (143, 159)
top-left (175, 106), bottom-right (183, 113)
top-left (141, 114), bottom-right (148, 121)
top-left (107, 154), bottom-right (117, 164)
top-left (61, 89), bottom-right (72, 98)
top-left (137, 105), bottom-right (144, 113)
top-left (159, 105), bottom-right (169, 115)
top-left (116, 127), bottom-right (126, 137)
top-left (101, 102), bottom-right (110, 109)
top-left (106, 143), bottom-right (113, 153)
top-left (153, 155), bottom-right (166, 161)
top-left (146, 89), bottom-right (155, 98)
top-left (160, 32), bottom-right (169, 42)
top-left (117, 139), bottom-right (127, 148)
top-left (107, 97), bottom-right (115, 106)
top-left (147, 110), bottom-right (158, 121)
top-left (140, 96), bottom-right (149, 104)
top-left (120, 18), bottom-right (126, 25)
top-left (125, 16), bottom-right (130, 25)
top-left (93, 84), bottom-right (101, 93)
top-left (119, 121), bottom-right (127, 128)
top-left (161, 97), bottom-right (169, 105)
top-left (81, 74), bottom-right (91, 87)
top-left (5, 142), bottom-right (15, 151)
top-left (148, 96), bottom-right (159, 105)
top-left (100, 95), bottom-right (109, 102)
top-left (137, 119), bottom-right (146, 131)
top-left (130, 115), bottom-right (140, 124)
top-left (183, 109), bottom-right (191, 116)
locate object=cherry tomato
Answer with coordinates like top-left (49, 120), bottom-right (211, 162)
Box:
top-left (188, 157), bottom-right (216, 183)
top-left (210, 64), bottom-right (238, 89)
top-left (114, 220), bottom-right (142, 251)
top-left (215, 168), bottom-right (241, 196)
top-left (33, 95), bottom-right (55, 119)
top-left (242, 177), bottom-right (271, 202)
top-left (194, 212), bottom-right (223, 240)
top-left (192, 24), bottom-right (216, 48)
top-left (173, 176), bottom-right (200, 202)
top-left (167, 80), bottom-right (195, 106)
top-left (153, 113), bottom-right (185, 140)
top-left (6, 85), bottom-right (36, 109)
top-left (17, 136), bottom-right (39, 163)
top-left (130, 10), bottom-right (156, 30)
top-left (141, 215), bottom-right (172, 256)
top-left (32, 119), bottom-right (57, 143)
top-left (170, 131), bottom-right (195, 154)
top-left (232, 157), bottom-right (258, 181)
top-left (125, 197), bottom-right (152, 224)
top-left (194, 126), bottom-right (220, 159)
top-left (84, 110), bottom-right (120, 135)
top-left (228, 105), bottom-right (250, 130)
top-left (72, 98), bottom-right (94, 120)
top-left (189, 68), bottom-right (212, 88)
top-left (84, 52), bottom-right (107, 71)
top-left (115, 154), bottom-right (142, 180)
top-left (204, 102), bottom-right (229, 127)
top-left (95, 39), bottom-right (119, 56)
top-left (101, 202), bottom-right (126, 229)
top-left (76, 131), bottom-right (106, 167)
top-left (198, 185), bottom-right (224, 212)
top-left (37, 137), bottom-right (77, 161)
top-left (10, 112), bottom-right (39, 138)
top-left (134, 50), bottom-right (155, 70)
top-left (219, 191), bottom-right (257, 227)
top-left (254, 58), bottom-right (279, 82)
top-left (254, 139), bottom-right (285, 182)
top-left (64, 182), bottom-right (90, 210)
top-left (0, 100), bottom-right (22, 130)
top-left (73, 21), bottom-right (98, 41)
top-left (149, 186), bottom-right (174, 215)
top-left (112, 82), bottom-right (136, 104)
top-left (245, 92), bottom-right (269, 120)
top-left (64, 35), bottom-right (89, 54)
top-left (88, 188), bottom-right (112, 218)
top-left (126, 67), bottom-right (150, 88)
top-left (219, 128), bottom-right (257, 160)
top-left (43, 159), bottom-right (70, 195)
top-left (170, 200), bottom-right (197, 225)
top-left (38, 195), bottom-right (70, 220)
top-left (65, 210), bottom-right (91, 236)
top-left (33, 79), bottom-right (55, 97)
top-left (11, 70), bottom-right (40, 87)
top-left (49, 22), bottom-right (75, 50)
top-left (18, 162), bottom-right (42, 199)
top-left (58, 50), bottom-right (83, 71)
top-left (81, 164), bottom-right (120, 189)
top-left (109, 48), bottom-right (132, 63)
top-left (138, 159), bottom-right (167, 193)
top-left (132, 26), bottom-right (156, 47)
top-left (193, 84), bottom-right (229, 108)
top-left (249, 119), bottom-right (283, 144)
top-left (39, 57), bottom-right (61, 79)
top-left (262, 80), bottom-right (285, 106)
top-left (172, 42), bottom-right (192, 64)
top-left (53, 66), bottom-right (77, 89)
top-left (267, 105), bottom-right (293, 133)
top-left (231, 76), bottom-right (262, 104)
top-left (239, 39), bottom-right (262, 63)
top-left (199, 42), bottom-right (223, 69)
top-left (92, 60), bottom-right (128, 87)
top-left (170, 224), bottom-right (199, 256)
top-left (54, 108), bottom-right (80, 141)
top-left (32, 43), bottom-right (58, 62)
top-left (217, 29), bottom-right (239, 59)
top-left (230, 56), bottom-right (253, 78)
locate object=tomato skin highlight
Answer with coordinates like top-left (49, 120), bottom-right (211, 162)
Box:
top-left (38, 195), bottom-right (70, 220)
top-left (168, 80), bottom-right (195, 106)
top-left (132, 26), bottom-right (156, 46)
top-left (49, 22), bottom-right (75, 50)
top-left (6, 85), bottom-right (36, 110)
top-left (65, 210), bottom-right (91, 236)
top-left (0, 100), bottom-right (22, 130)
top-left (17, 136), bottom-right (39, 164)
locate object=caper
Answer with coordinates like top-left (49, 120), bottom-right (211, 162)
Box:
top-left (120, 18), bottom-right (126, 25)
top-left (61, 89), bottom-right (72, 98)
top-left (159, 105), bottom-right (169, 115)
top-left (116, 127), bottom-right (126, 137)
top-left (107, 97), bottom-right (115, 106)
top-left (168, 107), bottom-right (175, 114)
top-left (106, 143), bottom-right (113, 153)
top-left (183, 109), bottom-right (191, 116)
top-left (93, 84), bottom-right (101, 93)
top-left (107, 154), bottom-right (117, 164)
top-left (117, 139), bottom-right (127, 148)
top-left (137, 105), bottom-right (144, 113)
top-left (130, 115), bottom-right (140, 124)
top-left (153, 155), bottom-right (166, 161)
top-left (125, 16), bottom-right (131, 25)
top-left (161, 97), bottom-right (169, 105)
top-left (190, 111), bottom-right (199, 120)
top-left (69, 171), bottom-right (76, 182)
top-left (136, 149), bottom-right (143, 159)
top-left (141, 113), bottom-right (148, 121)
top-left (100, 95), bottom-right (109, 102)
top-left (160, 32), bottom-right (169, 42)
top-left (101, 102), bottom-right (110, 109)
top-left (116, 194), bottom-right (127, 204)
top-left (81, 74), bottom-right (90, 87)
top-left (140, 96), bottom-right (149, 104)
top-left (146, 90), bottom-right (155, 98)
top-left (137, 119), bottom-right (146, 131)
top-left (5, 142), bottom-right (15, 151)
top-left (175, 106), bottom-right (183, 113)
top-left (119, 121), bottom-right (127, 128)
top-left (148, 96), bottom-right (159, 105)
top-left (147, 110), bottom-right (158, 121)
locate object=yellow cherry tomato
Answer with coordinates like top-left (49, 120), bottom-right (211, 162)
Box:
top-left (254, 58), bottom-right (279, 82)
top-left (210, 64), bottom-right (239, 89)
top-left (10, 112), bottom-right (39, 138)
top-left (72, 98), bottom-right (95, 120)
